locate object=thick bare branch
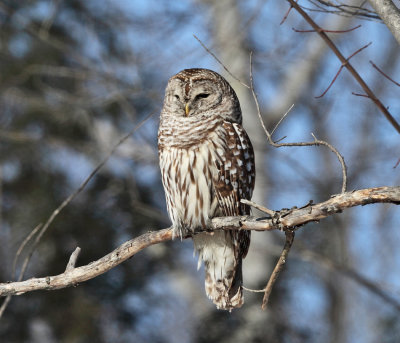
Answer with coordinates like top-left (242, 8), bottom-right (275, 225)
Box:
top-left (0, 186), bottom-right (399, 297)
top-left (0, 228), bottom-right (172, 297)
top-left (367, 0), bottom-right (400, 46)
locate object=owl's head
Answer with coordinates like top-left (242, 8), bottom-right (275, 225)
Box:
top-left (162, 68), bottom-right (242, 123)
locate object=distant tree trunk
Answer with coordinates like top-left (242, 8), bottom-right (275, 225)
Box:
top-left (201, 0), bottom-right (277, 339)
top-left (201, 0), bottom-right (267, 206)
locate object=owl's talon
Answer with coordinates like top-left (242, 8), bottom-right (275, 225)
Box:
top-left (173, 225), bottom-right (208, 239)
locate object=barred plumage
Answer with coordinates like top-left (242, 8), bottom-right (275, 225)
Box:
top-left (158, 68), bottom-right (255, 310)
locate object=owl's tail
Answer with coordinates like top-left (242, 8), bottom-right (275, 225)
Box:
top-left (205, 257), bottom-right (244, 311)
top-left (193, 231), bottom-right (245, 311)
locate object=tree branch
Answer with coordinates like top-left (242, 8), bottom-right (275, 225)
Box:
top-left (261, 231), bottom-right (295, 310)
top-left (286, 0), bottom-right (400, 134)
top-left (367, 0), bottom-right (400, 46)
top-left (0, 228), bottom-right (173, 297)
top-left (64, 247), bottom-right (82, 273)
top-left (309, 0), bottom-right (380, 20)
top-left (1, 186), bottom-right (399, 297)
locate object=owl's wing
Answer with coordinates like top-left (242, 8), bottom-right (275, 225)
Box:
top-left (213, 121), bottom-right (255, 256)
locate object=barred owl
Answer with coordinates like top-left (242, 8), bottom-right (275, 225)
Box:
top-left (158, 68), bottom-right (255, 310)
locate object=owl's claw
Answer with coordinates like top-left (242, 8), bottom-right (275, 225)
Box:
top-left (173, 224), bottom-right (211, 239)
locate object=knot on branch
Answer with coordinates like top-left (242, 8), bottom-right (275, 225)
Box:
top-left (320, 204), bottom-right (343, 215)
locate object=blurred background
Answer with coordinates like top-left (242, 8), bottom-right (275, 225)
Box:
top-left (0, 0), bottom-right (399, 342)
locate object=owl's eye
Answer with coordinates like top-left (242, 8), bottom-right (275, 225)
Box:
top-left (174, 94), bottom-right (180, 100)
top-left (195, 93), bottom-right (210, 100)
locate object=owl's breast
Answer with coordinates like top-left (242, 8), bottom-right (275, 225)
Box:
top-left (158, 112), bottom-right (224, 149)
top-left (159, 135), bottom-right (225, 236)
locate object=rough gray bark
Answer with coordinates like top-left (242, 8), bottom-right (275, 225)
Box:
top-left (368, 0), bottom-right (400, 46)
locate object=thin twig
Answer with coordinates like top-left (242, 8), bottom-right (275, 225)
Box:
top-left (249, 52), bottom-right (270, 140)
top-left (242, 286), bottom-right (265, 293)
top-left (274, 135), bottom-right (288, 144)
top-left (0, 296), bottom-right (11, 319)
top-left (352, 92), bottom-right (369, 98)
top-left (315, 64), bottom-right (345, 98)
top-left (348, 42), bottom-right (372, 59)
top-left (241, 199), bottom-right (276, 216)
top-left (370, 60), bottom-right (400, 87)
top-left (307, 0), bottom-right (380, 20)
top-left (315, 42), bottom-right (372, 98)
top-left (11, 223), bottom-right (42, 280)
top-left (280, 0), bottom-right (296, 25)
top-left (64, 247), bottom-right (82, 273)
top-left (249, 235), bottom-right (400, 312)
top-left (20, 113), bottom-right (153, 272)
top-left (0, 224), bottom-right (44, 318)
top-left (310, 133), bottom-right (347, 193)
top-left (261, 231), bottom-right (295, 310)
top-left (0, 223), bottom-right (43, 317)
top-left (292, 24), bottom-right (361, 33)
top-left (193, 35), bottom-right (250, 89)
top-left (0, 113), bottom-right (154, 319)
top-left (192, 39), bottom-right (347, 193)
top-left (286, 0), bottom-right (400, 134)
top-left (270, 104), bottom-right (294, 137)
top-left (249, 53), bottom-right (348, 193)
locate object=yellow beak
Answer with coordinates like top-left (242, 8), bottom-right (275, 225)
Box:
top-left (185, 103), bottom-right (190, 116)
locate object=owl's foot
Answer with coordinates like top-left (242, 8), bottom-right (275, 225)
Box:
top-left (172, 224), bottom-right (210, 239)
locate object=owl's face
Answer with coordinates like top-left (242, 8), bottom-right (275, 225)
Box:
top-left (161, 68), bottom-right (241, 123)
